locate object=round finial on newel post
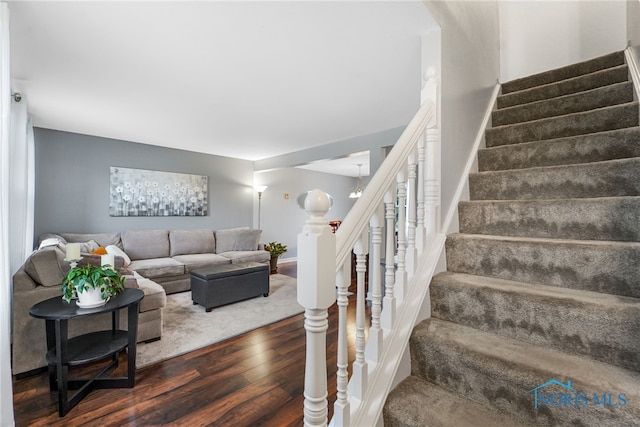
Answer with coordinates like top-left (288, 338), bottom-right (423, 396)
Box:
top-left (305, 189), bottom-right (331, 217)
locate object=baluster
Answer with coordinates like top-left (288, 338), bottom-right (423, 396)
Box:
top-left (381, 188), bottom-right (396, 329)
top-left (406, 151), bottom-right (417, 276)
top-left (348, 231), bottom-right (369, 400)
top-left (416, 136), bottom-right (426, 253)
top-left (395, 169), bottom-right (407, 302)
top-left (423, 66), bottom-right (440, 237)
top-left (333, 259), bottom-right (351, 426)
top-left (425, 127), bottom-right (440, 236)
top-left (366, 213), bottom-right (382, 362)
top-left (297, 189), bottom-right (336, 427)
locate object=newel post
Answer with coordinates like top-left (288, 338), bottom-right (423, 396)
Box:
top-left (297, 189), bottom-right (336, 427)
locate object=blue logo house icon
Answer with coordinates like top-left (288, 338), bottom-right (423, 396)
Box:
top-left (529, 379), bottom-right (574, 409)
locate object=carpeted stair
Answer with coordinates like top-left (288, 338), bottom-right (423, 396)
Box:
top-left (384, 51), bottom-right (640, 426)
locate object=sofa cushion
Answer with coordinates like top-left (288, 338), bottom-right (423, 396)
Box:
top-left (60, 232), bottom-right (121, 249)
top-left (172, 253), bottom-right (231, 273)
top-left (132, 272), bottom-right (167, 313)
top-left (169, 229), bottom-right (215, 256)
top-left (23, 246), bottom-right (67, 287)
top-left (128, 257), bottom-right (184, 278)
top-left (218, 250), bottom-right (270, 264)
top-left (122, 230), bottom-right (170, 261)
top-left (215, 227), bottom-right (261, 253)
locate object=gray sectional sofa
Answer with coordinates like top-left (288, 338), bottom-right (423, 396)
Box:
top-left (12, 227), bottom-right (270, 376)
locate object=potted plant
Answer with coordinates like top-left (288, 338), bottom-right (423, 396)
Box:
top-left (265, 241), bottom-right (287, 274)
top-left (62, 263), bottom-right (126, 308)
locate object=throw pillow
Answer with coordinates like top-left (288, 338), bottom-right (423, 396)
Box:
top-left (91, 247), bottom-right (108, 255)
top-left (78, 240), bottom-right (100, 254)
top-left (106, 245), bottom-right (131, 266)
top-left (38, 237), bottom-right (60, 250)
top-left (23, 246), bottom-right (67, 287)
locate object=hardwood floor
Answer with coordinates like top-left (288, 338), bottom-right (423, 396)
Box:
top-left (12, 262), bottom-right (359, 426)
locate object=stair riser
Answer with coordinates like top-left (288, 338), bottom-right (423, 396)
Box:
top-left (485, 103), bottom-right (639, 148)
top-left (478, 128), bottom-right (640, 172)
top-left (410, 320), bottom-right (640, 427)
top-left (493, 82), bottom-right (633, 127)
top-left (497, 65), bottom-right (629, 109)
top-left (430, 275), bottom-right (640, 371)
top-left (470, 158), bottom-right (640, 200)
top-left (445, 235), bottom-right (640, 298)
top-left (458, 198), bottom-right (640, 242)
top-left (502, 51), bottom-right (625, 94)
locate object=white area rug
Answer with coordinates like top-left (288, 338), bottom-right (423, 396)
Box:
top-left (136, 274), bottom-right (302, 367)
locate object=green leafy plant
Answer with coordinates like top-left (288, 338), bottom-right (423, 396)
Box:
top-left (265, 241), bottom-right (287, 257)
top-left (61, 264), bottom-right (126, 303)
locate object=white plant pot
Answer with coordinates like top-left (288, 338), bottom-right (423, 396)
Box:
top-left (77, 286), bottom-right (107, 308)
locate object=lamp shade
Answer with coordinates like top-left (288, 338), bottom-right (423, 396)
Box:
top-left (254, 185), bottom-right (268, 193)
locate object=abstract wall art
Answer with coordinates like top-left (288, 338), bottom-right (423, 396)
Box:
top-left (109, 167), bottom-right (208, 216)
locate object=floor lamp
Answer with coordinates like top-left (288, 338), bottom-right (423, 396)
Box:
top-left (255, 185), bottom-right (268, 229)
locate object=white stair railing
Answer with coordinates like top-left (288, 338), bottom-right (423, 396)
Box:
top-left (297, 69), bottom-right (440, 427)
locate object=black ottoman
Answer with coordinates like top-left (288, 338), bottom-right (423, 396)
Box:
top-left (190, 262), bottom-right (269, 312)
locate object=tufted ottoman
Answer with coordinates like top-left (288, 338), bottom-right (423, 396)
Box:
top-left (190, 261), bottom-right (269, 312)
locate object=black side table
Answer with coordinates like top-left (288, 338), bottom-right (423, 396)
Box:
top-left (29, 288), bottom-right (144, 417)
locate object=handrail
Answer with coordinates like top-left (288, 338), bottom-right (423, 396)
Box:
top-left (334, 99), bottom-right (436, 271)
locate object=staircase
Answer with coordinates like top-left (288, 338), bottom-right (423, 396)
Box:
top-left (384, 51), bottom-right (640, 426)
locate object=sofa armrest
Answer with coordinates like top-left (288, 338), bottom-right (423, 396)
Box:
top-left (12, 268), bottom-right (37, 292)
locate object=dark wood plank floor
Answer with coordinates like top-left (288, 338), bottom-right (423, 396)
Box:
top-left (13, 262), bottom-right (361, 426)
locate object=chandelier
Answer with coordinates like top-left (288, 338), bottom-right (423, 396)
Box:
top-left (349, 164), bottom-right (364, 199)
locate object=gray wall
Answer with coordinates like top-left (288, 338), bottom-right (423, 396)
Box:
top-left (253, 126), bottom-right (405, 259)
top-left (499, 1), bottom-right (627, 82)
top-left (34, 128), bottom-right (254, 242)
top-left (254, 166), bottom-right (356, 260)
top-left (425, 1), bottom-right (501, 214)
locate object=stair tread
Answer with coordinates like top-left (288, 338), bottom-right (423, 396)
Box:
top-left (459, 196), bottom-right (640, 241)
top-left (489, 101), bottom-right (639, 132)
top-left (416, 318), bottom-right (640, 396)
top-left (502, 51), bottom-right (625, 94)
top-left (492, 81), bottom-right (633, 127)
top-left (446, 232), bottom-right (640, 298)
top-left (449, 232), bottom-right (640, 248)
top-left (485, 102), bottom-right (639, 148)
top-left (478, 127), bottom-right (640, 172)
top-left (462, 195), bottom-right (640, 204)
top-left (433, 271), bottom-right (640, 309)
top-left (498, 64), bottom-right (629, 108)
top-left (470, 156), bottom-right (640, 200)
top-left (473, 154), bottom-right (640, 175)
top-left (431, 271), bottom-right (640, 370)
top-left (385, 375), bottom-right (534, 427)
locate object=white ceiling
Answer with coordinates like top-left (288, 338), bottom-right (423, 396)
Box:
top-left (8, 1), bottom-right (437, 164)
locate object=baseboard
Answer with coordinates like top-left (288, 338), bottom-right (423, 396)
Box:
top-left (625, 47), bottom-right (640, 103)
top-left (277, 257), bottom-right (297, 264)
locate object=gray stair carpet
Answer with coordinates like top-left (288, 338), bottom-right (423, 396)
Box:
top-left (384, 50), bottom-right (640, 426)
